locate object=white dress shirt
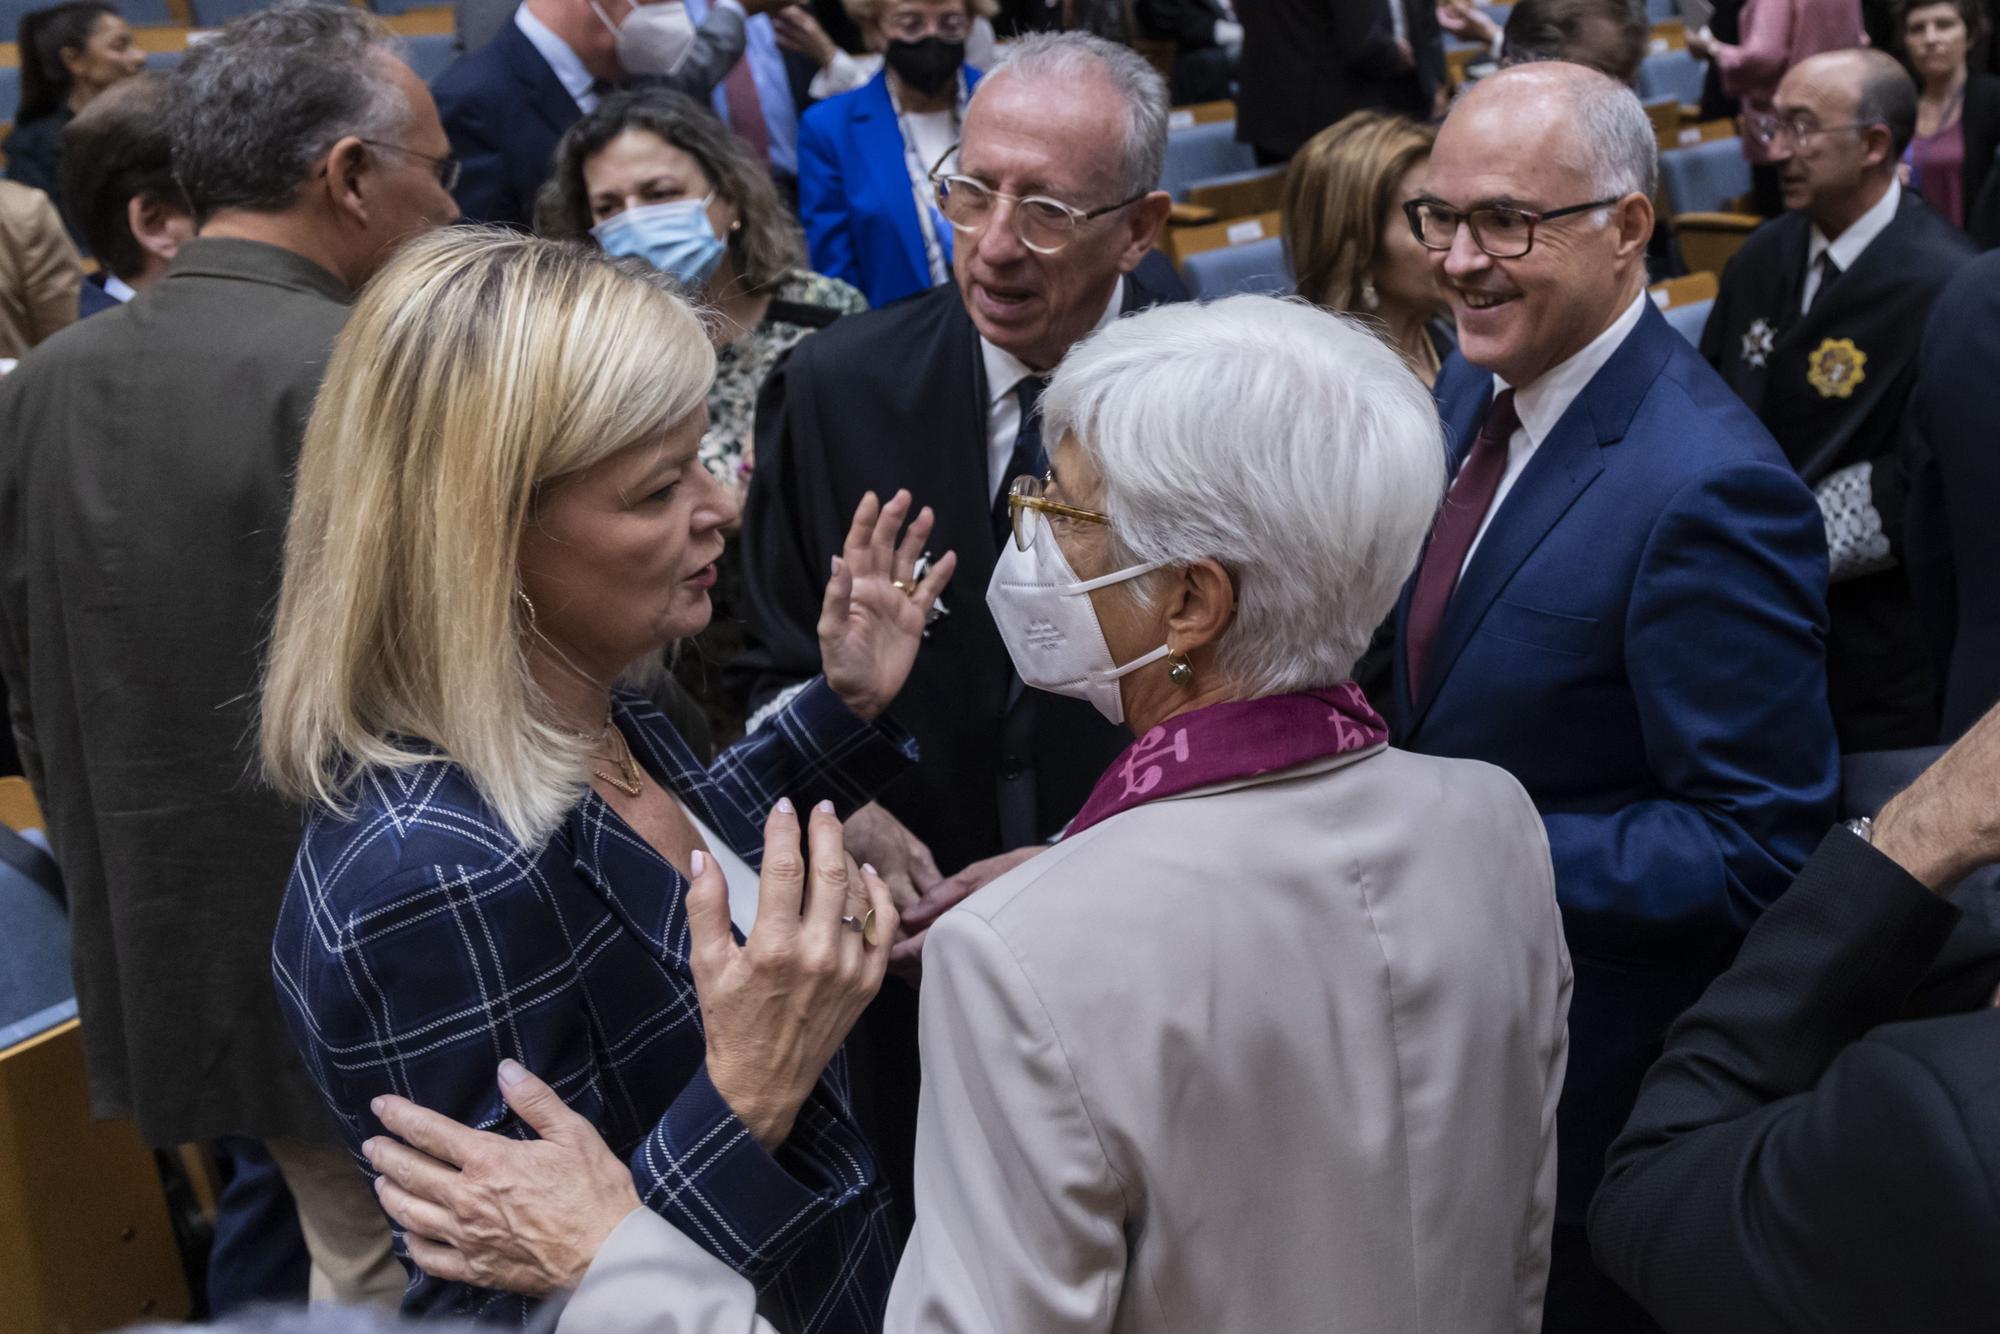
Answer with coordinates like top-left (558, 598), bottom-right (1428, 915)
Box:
top-left (1801, 178), bottom-right (1899, 315)
top-left (980, 276), bottom-right (1124, 499)
top-left (102, 274), bottom-right (138, 304)
top-left (515, 4), bottom-right (600, 113)
top-left (1467, 290), bottom-right (1649, 573)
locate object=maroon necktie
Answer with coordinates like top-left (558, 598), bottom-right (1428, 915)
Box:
top-left (722, 58), bottom-right (770, 160)
top-left (1405, 388), bottom-right (1519, 694)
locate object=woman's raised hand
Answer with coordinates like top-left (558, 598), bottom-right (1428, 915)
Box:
top-left (685, 797), bottom-right (898, 1151)
top-left (818, 489), bottom-right (956, 721)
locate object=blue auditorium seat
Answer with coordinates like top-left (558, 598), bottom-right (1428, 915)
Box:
top-left (1636, 48), bottom-right (1706, 105)
top-left (1161, 120), bottom-right (1256, 202)
top-left (0, 67), bottom-right (18, 126)
top-left (120, 0), bottom-right (176, 24)
top-left (1664, 296), bottom-right (1711, 345)
top-left (1659, 136), bottom-right (1752, 215)
top-left (405, 30), bottom-right (459, 81)
top-left (1182, 236), bottom-right (1291, 299)
top-left (144, 47), bottom-right (183, 71)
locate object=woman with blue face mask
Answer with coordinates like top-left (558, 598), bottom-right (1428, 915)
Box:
top-left (539, 90), bottom-right (866, 740)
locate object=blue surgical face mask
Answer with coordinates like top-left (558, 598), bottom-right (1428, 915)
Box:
top-left (592, 195), bottom-right (726, 289)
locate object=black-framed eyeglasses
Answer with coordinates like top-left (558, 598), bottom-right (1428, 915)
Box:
top-left (929, 147), bottom-right (1147, 255)
top-left (1742, 112), bottom-right (1872, 149)
top-left (1403, 196), bottom-right (1622, 259)
top-left (361, 138), bottom-right (463, 193)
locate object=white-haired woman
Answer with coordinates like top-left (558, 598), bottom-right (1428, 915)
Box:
top-left (260, 230), bottom-right (953, 1331)
top-left (351, 294), bottom-right (1573, 1333)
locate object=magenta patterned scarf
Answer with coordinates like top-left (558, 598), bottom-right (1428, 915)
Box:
top-left (1065, 683), bottom-right (1389, 838)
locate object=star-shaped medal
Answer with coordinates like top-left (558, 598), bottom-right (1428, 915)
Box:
top-left (1741, 317), bottom-right (1776, 369)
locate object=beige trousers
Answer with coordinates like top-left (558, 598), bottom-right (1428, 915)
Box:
top-left (264, 1138), bottom-right (405, 1307)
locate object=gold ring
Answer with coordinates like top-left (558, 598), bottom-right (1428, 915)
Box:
top-left (891, 578), bottom-right (917, 597)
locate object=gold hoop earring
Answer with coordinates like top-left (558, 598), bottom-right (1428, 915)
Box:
top-left (1167, 651), bottom-right (1195, 687)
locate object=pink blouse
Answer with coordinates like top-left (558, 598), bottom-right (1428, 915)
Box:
top-left (1712, 0), bottom-right (1868, 164)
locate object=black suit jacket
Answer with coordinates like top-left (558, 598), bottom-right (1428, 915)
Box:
top-left (1233, 0), bottom-right (1442, 159)
top-left (1590, 829), bottom-right (2000, 1332)
top-left (741, 272), bottom-right (1181, 876)
top-left (432, 22), bottom-right (583, 229)
top-left (1908, 249), bottom-right (2000, 740)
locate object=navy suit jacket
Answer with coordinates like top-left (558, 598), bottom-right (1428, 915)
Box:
top-left (1394, 303), bottom-right (1840, 1222)
top-left (795, 67), bottom-right (982, 310)
top-left (431, 21), bottom-right (582, 229)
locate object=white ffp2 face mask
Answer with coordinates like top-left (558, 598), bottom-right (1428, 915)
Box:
top-left (589, 0), bottom-right (695, 78)
top-left (986, 522), bottom-right (1166, 726)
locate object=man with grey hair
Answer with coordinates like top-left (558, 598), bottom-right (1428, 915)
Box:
top-left (1395, 60), bottom-right (1837, 1332)
top-left (1702, 48), bottom-right (1974, 753)
top-left (741, 29), bottom-right (1178, 1223)
top-left (0, 0), bottom-right (457, 1306)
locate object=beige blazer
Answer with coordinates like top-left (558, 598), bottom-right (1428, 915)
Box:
top-left (0, 181), bottom-right (80, 359)
top-left (884, 744), bottom-right (1571, 1334)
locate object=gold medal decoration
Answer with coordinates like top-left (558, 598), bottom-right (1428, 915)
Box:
top-left (1806, 338), bottom-right (1867, 399)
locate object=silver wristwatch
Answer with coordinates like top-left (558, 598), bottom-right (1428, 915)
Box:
top-left (1845, 816), bottom-right (1874, 845)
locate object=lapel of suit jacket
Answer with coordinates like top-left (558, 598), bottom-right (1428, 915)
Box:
top-left (503, 23), bottom-right (588, 139)
top-left (1405, 307), bottom-right (1676, 732)
top-left (851, 72), bottom-right (934, 290)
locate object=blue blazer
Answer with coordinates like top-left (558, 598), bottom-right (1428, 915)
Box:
top-left (271, 680), bottom-right (913, 1328)
top-left (431, 21), bottom-right (582, 229)
top-left (1393, 303), bottom-right (1839, 1223)
top-left (796, 67), bottom-right (981, 309)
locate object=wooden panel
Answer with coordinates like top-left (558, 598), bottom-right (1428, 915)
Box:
top-left (1648, 270), bottom-right (1719, 309)
top-left (1185, 167), bottom-right (1285, 222)
top-left (1166, 99), bottom-right (1234, 130)
top-left (0, 775), bottom-right (41, 834)
top-left (0, 1021), bottom-right (192, 1333)
top-left (1672, 211), bottom-right (1762, 276)
top-left (1660, 116), bottom-right (1736, 152)
top-left (1165, 208), bottom-right (1279, 265)
top-left (1648, 17), bottom-right (1687, 52)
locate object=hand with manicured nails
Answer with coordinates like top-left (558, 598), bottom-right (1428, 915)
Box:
top-left (363, 1061), bottom-right (641, 1297)
top-left (692, 797), bottom-right (899, 1149)
top-left (819, 489), bottom-right (957, 722)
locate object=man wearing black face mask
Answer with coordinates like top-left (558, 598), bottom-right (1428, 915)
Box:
top-left (796, 0), bottom-right (988, 307)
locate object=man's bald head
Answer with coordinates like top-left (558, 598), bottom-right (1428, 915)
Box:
top-left (1421, 61), bottom-right (1657, 387)
top-left (1769, 48), bottom-right (1912, 226)
top-left (1788, 48), bottom-right (1918, 155)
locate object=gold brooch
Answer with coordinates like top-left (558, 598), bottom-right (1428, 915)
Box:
top-left (1806, 338), bottom-right (1867, 399)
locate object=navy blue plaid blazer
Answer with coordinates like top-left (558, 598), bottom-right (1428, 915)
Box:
top-left (272, 678), bottom-right (915, 1329)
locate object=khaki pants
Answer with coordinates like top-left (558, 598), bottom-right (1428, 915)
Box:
top-left (264, 1138), bottom-right (404, 1307)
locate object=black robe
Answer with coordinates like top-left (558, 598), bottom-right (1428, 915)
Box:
top-left (1701, 192), bottom-right (1976, 751)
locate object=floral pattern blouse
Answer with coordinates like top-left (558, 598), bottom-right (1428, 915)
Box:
top-left (702, 269), bottom-right (867, 486)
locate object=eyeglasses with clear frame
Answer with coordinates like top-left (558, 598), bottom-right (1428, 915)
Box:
top-left (361, 138), bottom-right (463, 193)
top-left (1742, 112), bottom-right (1872, 150)
top-left (885, 8), bottom-right (970, 39)
top-left (930, 148), bottom-right (1148, 255)
top-left (1006, 472), bottom-right (1109, 551)
top-left (1403, 196), bottom-right (1622, 259)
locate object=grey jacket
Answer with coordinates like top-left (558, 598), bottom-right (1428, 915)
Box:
top-left (0, 237), bottom-right (350, 1146)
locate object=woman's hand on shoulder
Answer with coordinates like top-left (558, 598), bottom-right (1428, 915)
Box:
top-left (685, 797), bottom-right (899, 1151)
top-left (818, 489), bottom-right (956, 721)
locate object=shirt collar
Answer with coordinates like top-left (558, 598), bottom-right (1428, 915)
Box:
top-left (515, 4), bottom-right (598, 109)
top-left (1497, 290), bottom-right (1648, 446)
top-left (1809, 178), bottom-right (1900, 273)
top-left (103, 273), bottom-right (138, 303)
top-left (980, 275), bottom-right (1125, 407)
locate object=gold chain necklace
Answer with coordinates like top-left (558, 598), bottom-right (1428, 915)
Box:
top-left (575, 713), bottom-right (645, 797)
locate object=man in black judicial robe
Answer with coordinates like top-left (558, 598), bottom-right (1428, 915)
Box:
top-left (1703, 49), bottom-right (1975, 752)
top-left (740, 35), bottom-right (1179, 1230)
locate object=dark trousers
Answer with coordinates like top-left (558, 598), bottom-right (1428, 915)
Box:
top-left (1544, 1221), bottom-right (1661, 1334)
top-left (207, 1137), bottom-right (311, 1316)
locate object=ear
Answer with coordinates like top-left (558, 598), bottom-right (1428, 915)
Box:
top-left (1160, 558), bottom-right (1237, 659)
top-left (1611, 190), bottom-right (1654, 262)
top-left (321, 135), bottom-right (374, 228)
top-left (127, 193), bottom-right (190, 263)
top-left (1115, 190), bottom-right (1174, 274)
top-left (1860, 122), bottom-right (1897, 171)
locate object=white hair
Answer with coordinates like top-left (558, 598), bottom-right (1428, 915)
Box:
top-left (1042, 296), bottom-right (1448, 695)
top-left (990, 32), bottom-right (1169, 197)
top-left (1467, 61), bottom-right (1657, 203)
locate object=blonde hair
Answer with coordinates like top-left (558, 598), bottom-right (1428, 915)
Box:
top-left (1280, 110), bottom-right (1434, 316)
top-left (261, 228), bottom-right (715, 847)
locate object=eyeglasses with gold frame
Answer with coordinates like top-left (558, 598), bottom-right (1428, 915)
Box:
top-left (1006, 472), bottom-right (1107, 551)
